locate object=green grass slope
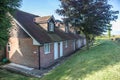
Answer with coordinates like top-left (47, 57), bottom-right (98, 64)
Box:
top-left (0, 40), bottom-right (120, 80)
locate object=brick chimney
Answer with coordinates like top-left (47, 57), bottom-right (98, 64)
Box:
top-left (65, 24), bottom-right (69, 33)
top-left (63, 18), bottom-right (70, 33)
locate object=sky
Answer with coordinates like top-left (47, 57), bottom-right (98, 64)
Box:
top-left (20, 0), bottom-right (120, 35)
top-left (108, 0), bottom-right (120, 35)
top-left (20, 0), bottom-right (61, 19)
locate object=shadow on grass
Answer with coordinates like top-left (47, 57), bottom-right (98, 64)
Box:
top-left (41, 40), bottom-right (120, 80)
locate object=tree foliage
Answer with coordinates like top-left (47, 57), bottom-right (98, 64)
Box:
top-left (0, 0), bottom-right (22, 47)
top-left (56, 0), bottom-right (119, 49)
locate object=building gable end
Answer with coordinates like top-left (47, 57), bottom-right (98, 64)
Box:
top-left (10, 14), bottom-right (41, 46)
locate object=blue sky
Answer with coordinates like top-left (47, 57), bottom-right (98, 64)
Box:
top-left (20, 0), bottom-right (120, 35)
top-left (108, 0), bottom-right (120, 35)
top-left (20, 0), bottom-right (61, 19)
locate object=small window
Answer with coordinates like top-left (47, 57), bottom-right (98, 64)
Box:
top-left (49, 22), bottom-right (54, 32)
top-left (7, 43), bottom-right (10, 52)
top-left (65, 41), bottom-right (68, 48)
top-left (44, 43), bottom-right (50, 54)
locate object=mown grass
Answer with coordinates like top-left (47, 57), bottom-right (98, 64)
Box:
top-left (0, 40), bottom-right (120, 80)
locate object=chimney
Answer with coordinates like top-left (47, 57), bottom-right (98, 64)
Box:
top-left (33, 17), bottom-right (41, 24)
top-left (65, 24), bottom-right (69, 33)
top-left (63, 18), bottom-right (69, 33)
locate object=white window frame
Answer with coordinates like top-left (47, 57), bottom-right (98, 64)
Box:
top-left (49, 22), bottom-right (54, 32)
top-left (44, 43), bottom-right (50, 54)
top-left (65, 41), bottom-right (68, 48)
top-left (7, 43), bottom-right (11, 52)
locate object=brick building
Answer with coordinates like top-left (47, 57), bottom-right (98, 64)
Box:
top-left (6, 10), bottom-right (86, 69)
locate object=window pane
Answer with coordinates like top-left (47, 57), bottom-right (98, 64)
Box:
top-left (49, 22), bottom-right (54, 31)
top-left (7, 43), bottom-right (10, 52)
top-left (44, 44), bottom-right (50, 54)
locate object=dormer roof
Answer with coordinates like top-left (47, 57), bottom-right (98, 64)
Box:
top-left (34, 15), bottom-right (55, 24)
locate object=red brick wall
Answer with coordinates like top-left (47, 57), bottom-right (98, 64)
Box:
top-left (39, 41), bottom-right (75, 68)
top-left (41, 38), bottom-right (84, 69)
top-left (39, 39), bottom-right (85, 68)
top-left (8, 38), bottom-right (39, 68)
top-left (40, 43), bottom-right (54, 68)
top-left (8, 38), bottom-right (85, 69)
top-left (63, 40), bottom-right (75, 56)
top-left (7, 21), bottom-right (39, 68)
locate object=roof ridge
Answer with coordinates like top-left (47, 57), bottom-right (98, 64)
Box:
top-left (16, 9), bottom-right (39, 17)
top-left (41, 15), bottom-right (52, 17)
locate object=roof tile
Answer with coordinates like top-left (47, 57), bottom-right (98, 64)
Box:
top-left (13, 10), bottom-right (82, 44)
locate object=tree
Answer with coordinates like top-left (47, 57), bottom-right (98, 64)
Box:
top-left (56, 0), bottom-right (119, 49)
top-left (0, 0), bottom-right (22, 48)
top-left (107, 24), bottom-right (112, 39)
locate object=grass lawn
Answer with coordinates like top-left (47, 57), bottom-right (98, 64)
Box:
top-left (0, 40), bottom-right (120, 80)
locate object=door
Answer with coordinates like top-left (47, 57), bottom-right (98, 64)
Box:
top-left (60, 42), bottom-right (63, 57)
top-left (78, 39), bottom-right (81, 48)
top-left (54, 42), bottom-right (58, 60)
top-left (73, 40), bottom-right (76, 50)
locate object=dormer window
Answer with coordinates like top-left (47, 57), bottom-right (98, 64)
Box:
top-left (34, 16), bottom-right (55, 31)
top-left (49, 22), bottom-right (54, 32)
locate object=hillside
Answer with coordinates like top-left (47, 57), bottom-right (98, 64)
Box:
top-left (0, 40), bottom-right (120, 80)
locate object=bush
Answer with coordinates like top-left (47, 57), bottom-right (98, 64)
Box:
top-left (114, 38), bottom-right (120, 43)
top-left (2, 58), bottom-right (9, 63)
top-left (0, 48), bottom-right (6, 61)
top-left (111, 37), bottom-right (120, 41)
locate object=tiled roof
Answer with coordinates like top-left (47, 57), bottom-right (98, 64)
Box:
top-left (13, 10), bottom-right (82, 44)
top-left (34, 16), bottom-right (52, 24)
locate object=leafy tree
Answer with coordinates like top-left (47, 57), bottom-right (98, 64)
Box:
top-left (107, 24), bottom-right (112, 39)
top-left (56, 0), bottom-right (119, 49)
top-left (0, 0), bottom-right (22, 48)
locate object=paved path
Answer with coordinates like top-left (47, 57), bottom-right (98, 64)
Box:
top-left (1, 63), bottom-right (54, 78)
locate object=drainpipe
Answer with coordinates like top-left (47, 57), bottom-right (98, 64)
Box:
top-left (38, 46), bottom-right (41, 70)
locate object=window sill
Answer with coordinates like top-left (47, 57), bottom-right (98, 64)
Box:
top-left (44, 52), bottom-right (50, 54)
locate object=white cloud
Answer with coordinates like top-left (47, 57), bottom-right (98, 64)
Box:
top-left (111, 20), bottom-right (120, 35)
top-left (111, 20), bottom-right (120, 31)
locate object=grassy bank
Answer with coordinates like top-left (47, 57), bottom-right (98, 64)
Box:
top-left (0, 40), bottom-right (120, 80)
